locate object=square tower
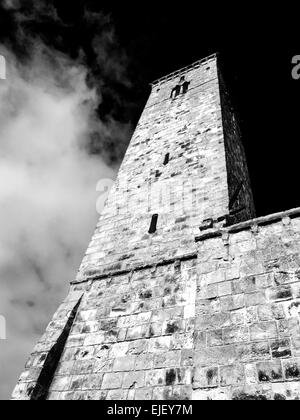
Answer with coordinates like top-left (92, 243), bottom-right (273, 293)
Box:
top-left (13, 54), bottom-right (259, 401)
top-left (76, 53), bottom-right (255, 284)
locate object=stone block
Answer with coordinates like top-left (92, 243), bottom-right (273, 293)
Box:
top-left (283, 359), bottom-right (300, 381)
top-left (148, 323), bottom-right (163, 337)
top-left (113, 356), bottom-right (136, 372)
top-left (257, 304), bottom-right (285, 321)
top-left (218, 281), bottom-right (232, 297)
top-left (232, 276), bottom-right (257, 294)
top-left (152, 386), bottom-right (173, 400)
top-left (236, 342), bottom-right (271, 363)
top-left (135, 353), bottom-right (154, 370)
top-left (193, 366), bottom-right (219, 389)
top-left (94, 359), bottom-right (113, 374)
top-left (220, 294), bottom-right (245, 311)
top-left (245, 292), bottom-right (266, 307)
top-left (172, 385), bottom-right (192, 400)
top-left (81, 374), bottom-right (103, 390)
top-left (154, 351), bottom-right (181, 369)
top-left (69, 375), bottom-right (84, 391)
top-left (257, 361), bottom-right (283, 383)
top-left (106, 389), bottom-right (128, 400)
top-left (145, 369), bottom-right (166, 387)
top-left (181, 349), bottom-right (194, 367)
top-left (170, 332), bottom-right (193, 350)
top-left (270, 339), bottom-right (292, 359)
top-left (49, 376), bottom-right (70, 392)
top-left (128, 339), bottom-right (148, 355)
top-left (220, 364), bottom-right (244, 387)
top-left (223, 326), bottom-right (249, 345)
top-left (102, 372), bottom-right (123, 390)
top-left (292, 335), bottom-right (300, 357)
top-left (278, 318), bottom-right (300, 338)
top-left (268, 286), bottom-right (293, 302)
top-left (148, 336), bottom-right (171, 353)
top-left (162, 320), bottom-right (184, 335)
top-left (198, 284), bottom-right (218, 300)
top-left (195, 312), bottom-right (231, 331)
top-left (194, 345), bottom-right (237, 367)
top-left (194, 331), bottom-right (207, 349)
top-left (109, 342), bottom-right (129, 358)
top-left (250, 322), bottom-right (277, 341)
top-left (123, 371), bottom-right (145, 389)
top-left (126, 325), bottom-right (148, 341)
top-left (207, 329), bottom-right (223, 346)
top-left (230, 309), bottom-right (246, 325)
top-left (165, 368), bottom-right (191, 386)
top-left (245, 363), bottom-right (258, 385)
top-left (135, 387), bottom-right (153, 400)
top-left (231, 385), bottom-right (272, 401)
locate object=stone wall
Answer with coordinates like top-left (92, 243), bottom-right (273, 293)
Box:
top-left (193, 210), bottom-right (300, 400)
top-left (12, 210), bottom-right (300, 400)
top-left (218, 69), bottom-right (256, 225)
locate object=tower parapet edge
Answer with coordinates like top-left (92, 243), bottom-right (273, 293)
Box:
top-left (12, 54), bottom-right (300, 401)
top-left (150, 53), bottom-right (218, 87)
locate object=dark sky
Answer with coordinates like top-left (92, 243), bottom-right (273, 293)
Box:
top-left (1, 1), bottom-right (300, 217)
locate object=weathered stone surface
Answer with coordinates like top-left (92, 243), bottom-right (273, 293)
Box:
top-left (12, 54), bottom-right (300, 400)
top-left (102, 372), bottom-right (123, 390)
top-left (220, 365), bottom-right (244, 387)
top-left (193, 366), bottom-right (219, 389)
top-left (257, 361), bottom-right (283, 383)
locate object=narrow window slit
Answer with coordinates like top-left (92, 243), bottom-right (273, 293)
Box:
top-left (149, 214), bottom-right (158, 234)
top-left (163, 153), bottom-right (170, 166)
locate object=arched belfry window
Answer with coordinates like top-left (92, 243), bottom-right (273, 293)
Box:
top-left (171, 85), bottom-right (181, 99)
top-left (182, 81), bottom-right (190, 94)
top-left (171, 75), bottom-right (190, 99)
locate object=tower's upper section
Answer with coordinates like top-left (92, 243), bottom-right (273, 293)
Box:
top-left (148, 54), bottom-right (217, 105)
top-left (76, 53), bottom-right (255, 283)
top-left (144, 53), bottom-right (255, 225)
top-left (0, 55), bottom-right (6, 80)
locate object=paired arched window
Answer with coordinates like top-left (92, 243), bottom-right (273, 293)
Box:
top-left (170, 76), bottom-right (190, 99)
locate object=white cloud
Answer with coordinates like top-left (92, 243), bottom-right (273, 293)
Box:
top-left (0, 44), bottom-right (118, 399)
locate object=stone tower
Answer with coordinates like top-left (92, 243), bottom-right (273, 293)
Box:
top-left (13, 54), bottom-right (300, 400)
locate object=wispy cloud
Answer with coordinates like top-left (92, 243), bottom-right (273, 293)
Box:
top-left (0, 4), bottom-right (132, 398)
